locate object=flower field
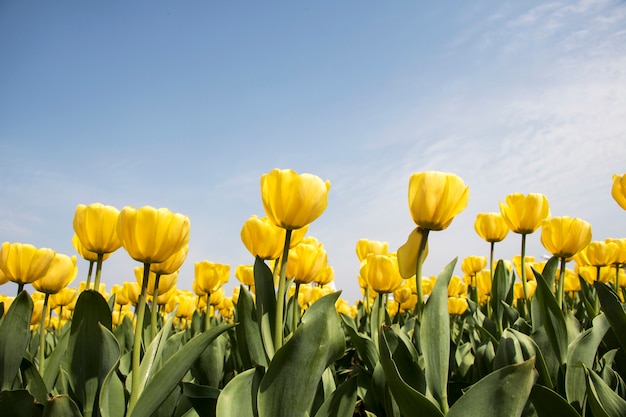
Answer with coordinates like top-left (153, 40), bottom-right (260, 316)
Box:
top-left (1, 168), bottom-right (626, 417)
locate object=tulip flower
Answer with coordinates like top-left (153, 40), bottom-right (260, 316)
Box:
top-left (611, 173), bottom-right (626, 210)
top-left (73, 203), bottom-right (122, 290)
top-left (474, 212), bottom-right (510, 287)
top-left (314, 265), bottom-right (335, 287)
top-left (356, 239), bottom-right (389, 262)
top-left (260, 168), bottom-right (331, 350)
top-left (0, 242), bottom-right (56, 294)
top-left (499, 193), bottom-right (550, 318)
top-left (71, 234), bottom-right (111, 290)
top-left (116, 205), bottom-right (190, 414)
top-left (406, 171), bottom-right (469, 319)
top-left (235, 264), bottom-right (255, 287)
top-left (448, 297), bottom-right (468, 316)
top-left (461, 256), bottom-right (487, 305)
top-left (540, 216), bottom-right (592, 309)
top-left (606, 238), bottom-right (626, 292)
top-left (194, 260), bottom-right (230, 331)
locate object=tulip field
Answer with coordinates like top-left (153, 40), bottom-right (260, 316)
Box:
top-left (1, 169), bottom-right (626, 417)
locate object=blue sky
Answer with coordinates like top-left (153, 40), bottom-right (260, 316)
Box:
top-left (1, 0), bottom-right (625, 303)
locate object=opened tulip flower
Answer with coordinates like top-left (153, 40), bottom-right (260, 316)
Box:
top-left (611, 173), bottom-right (626, 210)
top-left (0, 242), bottom-right (56, 294)
top-left (356, 239), bottom-right (389, 262)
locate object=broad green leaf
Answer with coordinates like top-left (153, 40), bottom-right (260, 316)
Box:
top-left (540, 256), bottom-right (559, 290)
top-left (182, 382), bottom-right (220, 417)
top-left (340, 313), bottom-right (378, 373)
top-left (65, 290), bottom-right (117, 416)
top-left (420, 258), bottom-right (456, 411)
top-left (99, 326), bottom-right (126, 417)
top-left (530, 384), bottom-right (581, 417)
top-left (507, 328), bottom-right (553, 390)
top-left (447, 358), bottom-right (537, 417)
top-left (594, 281), bottom-right (626, 354)
top-left (0, 290), bottom-right (33, 391)
top-left (584, 364), bottom-right (626, 417)
top-left (378, 328), bottom-right (443, 417)
top-left (130, 323), bottom-right (236, 417)
top-left (43, 323), bottom-right (70, 390)
top-left (19, 357), bottom-right (48, 404)
top-left (383, 326), bottom-right (426, 394)
top-left (253, 257), bottom-right (276, 359)
top-left (236, 285), bottom-right (269, 368)
top-left (493, 331), bottom-right (524, 370)
top-left (43, 395), bottom-right (83, 417)
top-left (533, 268), bottom-right (568, 365)
top-left (191, 332), bottom-right (228, 387)
top-left (491, 260), bottom-right (514, 335)
top-left (215, 367), bottom-right (263, 417)
top-left (257, 292), bottom-right (345, 417)
top-left (313, 377), bottom-right (358, 417)
top-left (0, 389), bottom-right (43, 417)
top-left (565, 313), bottom-right (610, 408)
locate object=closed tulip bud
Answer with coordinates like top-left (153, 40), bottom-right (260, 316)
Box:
top-left (514, 280), bottom-right (537, 301)
top-left (240, 215), bottom-right (286, 260)
top-left (540, 216), bottom-right (592, 259)
top-left (195, 261), bottom-right (230, 294)
top-left (361, 253), bottom-right (403, 294)
top-left (286, 241), bottom-right (328, 285)
top-left (117, 206), bottom-right (190, 264)
top-left (50, 287), bottom-right (77, 309)
top-left (134, 267), bottom-right (178, 296)
top-left (461, 256), bottom-right (487, 277)
top-left (150, 245), bottom-right (188, 276)
top-left (123, 281), bottom-right (141, 305)
top-left (408, 171), bottom-right (469, 231)
top-left (314, 265), bottom-right (335, 286)
top-left (563, 269), bottom-right (580, 293)
top-left (175, 294), bottom-right (196, 320)
top-left (356, 239), bottom-right (389, 262)
top-left (499, 193), bottom-right (550, 235)
top-left (73, 203), bottom-right (122, 255)
top-left (611, 173), bottom-right (626, 210)
top-left (393, 283), bottom-right (412, 305)
top-left (0, 242), bottom-right (56, 286)
top-left (261, 168), bottom-right (331, 230)
top-left (513, 255), bottom-right (536, 281)
top-left (235, 264), bottom-right (255, 287)
top-left (448, 297), bottom-right (468, 315)
top-left (448, 276), bottom-right (468, 297)
top-left (71, 234), bottom-right (111, 263)
top-left (476, 270), bottom-right (492, 299)
top-left (111, 284), bottom-right (130, 306)
top-left (575, 240), bottom-right (619, 267)
top-left (32, 253), bottom-right (78, 295)
top-left (605, 238), bottom-right (626, 265)
top-left (474, 212), bottom-right (510, 243)
top-left (209, 287), bottom-right (225, 306)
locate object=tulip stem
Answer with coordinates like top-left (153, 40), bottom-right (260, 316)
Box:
top-left (128, 262), bottom-right (150, 417)
top-left (292, 282), bottom-right (301, 334)
top-left (38, 293), bottom-right (50, 374)
top-left (520, 234), bottom-right (531, 321)
top-left (414, 228), bottom-right (430, 321)
top-left (86, 260), bottom-right (94, 289)
top-left (204, 292), bottom-right (211, 332)
top-left (615, 264), bottom-right (621, 294)
top-left (274, 229), bottom-right (292, 351)
top-left (556, 257), bottom-right (567, 311)
top-left (93, 253), bottom-right (104, 291)
top-left (151, 273), bottom-right (161, 340)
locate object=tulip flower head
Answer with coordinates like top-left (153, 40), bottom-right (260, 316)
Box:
top-left (32, 253), bottom-right (78, 295)
top-left (0, 242), bottom-right (56, 292)
top-left (474, 212), bottom-right (509, 243)
top-left (356, 239), bottom-right (389, 263)
top-left (73, 203), bottom-right (122, 255)
top-left (540, 216), bottom-right (592, 259)
top-left (499, 193), bottom-right (550, 235)
top-left (611, 173), bottom-right (626, 210)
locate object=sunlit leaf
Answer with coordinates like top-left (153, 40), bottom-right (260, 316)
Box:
top-left (0, 290), bottom-right (33, 391)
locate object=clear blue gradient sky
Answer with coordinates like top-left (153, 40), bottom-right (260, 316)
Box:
top-left (1, 0), bottom-right (626, 303)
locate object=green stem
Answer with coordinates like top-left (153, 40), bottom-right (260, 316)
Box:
top-left (86, 260), bottom-right (94, 290)
top-left (556, 257), bottom-right (567, 312)
top-left (594, 266), bottom-right (601, 316)
top-left (520, 234), bottom-right (531, 321)
top-left (365, 285), bottom-right (371, 314)
top-left (38, 293), bottom-right (50, 374)
top-left (274, 229), bottom-right (293, 350)
top-left (204, 292), bottom-right (211, 332)
top-left (17, 283), bottom-right (24, 295)
top-left (150, 273), bottom-right (161, 340)
top-left (127, 262), bottom-right (150, 417)
top-left (93, 253), bottom-right (104, 291)
top-left (292, 282), bottom-right (301, 334)
top-left (614, 264), bottom-right (621, 294)
top-left (414, 228), bottom-right (430, 321)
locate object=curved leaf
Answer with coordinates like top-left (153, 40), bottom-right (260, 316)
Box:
top-left (447, 358), bottom-right (537, 417)
top-left (0, 290), bottom-right (33, 391)
top-left (341, 313), bottom-right (378, 373)
top-left (42, 395), bottom-right (82, 417)
top-left (236, 285), bottom-right (269, 368)
top-left (257, 291), bottom-right (345, 417)
top-left (533, 268), bottom-right (568, 365)
top-left (594, 281), bottom-right (626, 353)
top-left (215, 367), bottom-right (263, 417)
top-left (530, 384), bottom-right (581, 417)
top-left (584, 364), bottom-right (626, 417)
top-left (253, 256), bottom-right (276, 359)
top-left (313, 376), bottom-right (358, 417)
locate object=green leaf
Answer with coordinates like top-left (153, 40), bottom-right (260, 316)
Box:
top-left (382, 326), bottom-right (426, 394)
top-left (191, 332), bottom-right (228, 387)
top-left (215, 367), bottom-right (263, 417)
top-left (257, 291), bottom-right (345, 417)
top-left (253, 257), bottom-right (276, 359)
top-left (0, 389), bottom-right (43, 417)
top-left (129, 323), bottom-right (236, 417)
top-left (529, 384), bottom-right (581, 417)
top-left (533, 268), bottom-right (568, 365)
top-left (594, 281), bottom-right (626, 354)
top-left (236, 285), bottom-right (269, 368)
top-left (420, 258), bottom-right (456, 411)
top-left (490, 260), bottom-right (514, 334)
top-left (565, 313), bottom-right (611, 409)
top-left (42, 323), bottom-right (70, 391)
top-left (65, 290), bottom-right (117, 416)
top-left (0, 290), bottom-right (33, 391)
top-left (20, 357), bottom-right (48, 404)
top-left (378, 328), bottom-right (443, 417)
top-left (447, 358), bottom-right (537, 417)
top-left (42, 395), bottom-right (83, 417)
top-left (340, 313), bottom-right (378, 373)
top-left (181, 382), bottom-right (220, 417)
top-left (99, 327), bottom-right (126, 417)
top-left (313, 376), bottom-right (358, 417)
top-left (584, 364), bottom-right (626, 417)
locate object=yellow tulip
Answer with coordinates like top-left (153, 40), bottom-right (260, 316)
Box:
top-left (111, 284), bottom-right (130, 306)
top-left (514, 280), bottom-right (537, 301)
top-left (448, 275), bottom-right (468, 298)
top-left (50, 287), bottom-right (77, 309)
top-left (150, 245), bottom-right (188, 275)
top-left (286, 241), bottom-right (328, 285)
top-left (134, 267), bottom-right (178, 296)
top-left (540, 216), bottom-right (592, 259)
top-left (117, 206), bottom-right (190, 264)
top-left (606, 238), bottom-right (626, 265)
top-left (314, 264), bottom-right (335, 286)
top-left (0, 242), bottom-right (56, 287)
top-left (123, 281), bottom-right (141, 305)
top-left (240, 215), bottom-right (286, 260)
top-left (361, 253), bottom-right (403, 294)
top-left (448, 297), bottom-right (468, 315)
top-left (235, 264), bottom-right (255, 287)
top-left (575, 240), bottom-right (619, 267)
top-left (73, 203), bottom-right (122, 255)
top-left (499, 193), bottom-right (550, 235)
top-left (512, 255), bottom-right (536, 281)
top-left (408, 171), bottom-right (470, 231)
top-left (71, 234), bottom-right (111, 263)
top-left (261, 168), bottom-right (331, 230)
top-left (474, 212), bottom-right (509, 243)
top-left (356, 239), bottom-right (389, 262)
top-left (611, 173), bottom-right (626, 210)
top-left (393, 283), bottom-right (412, 305)
top-left (32, 253), bottom-right (78, 295)
top-left (461, 256), bottom-right (487, 277)
top-left (209, 287), bottom-right (225, 306)
top-left (194, 261), bottom-right (230, 294)
top-left (397, 227), bottom-right (429, 279)
top-left (0, 267), bottom-right (8, 286)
